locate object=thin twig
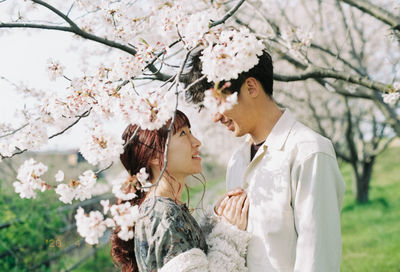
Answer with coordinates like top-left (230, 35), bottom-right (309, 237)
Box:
top-left (95, 162), bottom-right (113, 175)
top-left (181, 75), bottom-right (206, 93)
top-left (338, 0), bottom-right (400, 31)
top-left (0, 122), bottom-right (31, 139)
top-left (32, 0), bottom-right (80, 30)
top-left (48, 109), bottom-right (91, 139)
top-left (209, 0), bottom-right (246, 28)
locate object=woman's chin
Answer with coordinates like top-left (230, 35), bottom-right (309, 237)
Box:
top-left (190, 166), bottom-right (202, 175)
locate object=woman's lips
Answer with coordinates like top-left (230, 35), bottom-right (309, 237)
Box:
top-left (192, 152), bottom-right (201, 160)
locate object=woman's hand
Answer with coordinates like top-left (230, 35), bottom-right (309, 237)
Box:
top-left (214, 187), bottom-right (244, 214)
top-left (217, 192), bottom-right (249, 231)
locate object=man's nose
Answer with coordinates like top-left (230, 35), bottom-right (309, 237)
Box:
top-left (213, 112), bottom-right (223, 123)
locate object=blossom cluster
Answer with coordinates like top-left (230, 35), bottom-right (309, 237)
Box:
top-left (75, 206), bottom-right (115, 245)
top-left (118, 86), bottom-right (177, 130)
top-left (13, 158), bottom-right (49, 199)
top-left (80, 126), bottom-right (124, 167)
top-left (382, 82), bottom-right (400, 106)
top-left (75, 168), bottom-right (151, 244)
top-left (203, 82), bottom-right (238, 114)
top-left (112, 168), bottom-right (152, 200)
top-left (200, 28), bottom-right (264, 83)
top-left (46, 58), bottom-right (65, 81)
top-left (110, 202), bottom-right (140, 241)
top-left (0, 120), bottom-right (48, 158)
top-left (55, 170), bottom-right (97, 204)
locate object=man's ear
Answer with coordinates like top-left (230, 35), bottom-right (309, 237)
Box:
top-left (245, 77), bottom-right (260, 97)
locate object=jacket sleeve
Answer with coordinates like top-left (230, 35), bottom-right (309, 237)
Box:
top-left (159, 219), bottom-right (251, 272)
top-left (292, 152), bottom-right (345, 272)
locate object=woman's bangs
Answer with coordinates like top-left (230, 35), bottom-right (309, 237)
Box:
top-left (172, 110), bottom-right (191, 134)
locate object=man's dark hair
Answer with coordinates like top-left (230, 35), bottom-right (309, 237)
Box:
top-left (181, 50), bottom-right (274, 104)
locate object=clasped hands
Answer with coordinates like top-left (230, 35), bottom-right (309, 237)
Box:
top-left (214, 187), bottom-right (249, 231)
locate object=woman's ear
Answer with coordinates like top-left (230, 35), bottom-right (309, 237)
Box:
top-left (246, 77), bottom-right (260, 97)
top-left (149, 158), bottom-right (159, 166)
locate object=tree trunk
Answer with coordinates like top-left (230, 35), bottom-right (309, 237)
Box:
top-left (353, 157), bottom-right (375, 203)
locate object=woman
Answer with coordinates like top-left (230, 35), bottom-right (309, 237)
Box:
top-left (111, 110), bottom-right (250, 272)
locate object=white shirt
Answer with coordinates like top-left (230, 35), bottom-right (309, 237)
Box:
top-left (226, 109), bottom-right (345, 272)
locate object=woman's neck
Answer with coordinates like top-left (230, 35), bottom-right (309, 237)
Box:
top-left (147, 175), bottom-right (185, 204)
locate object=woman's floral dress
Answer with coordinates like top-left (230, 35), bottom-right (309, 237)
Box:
top-left (134, 196), bottom-right (208, 272)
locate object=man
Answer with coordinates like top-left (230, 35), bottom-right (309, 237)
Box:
top-left (183, 51), bottom-right (346, 271)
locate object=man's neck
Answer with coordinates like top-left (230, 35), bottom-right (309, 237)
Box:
top-left (250, 101), bottom-right (283, 144)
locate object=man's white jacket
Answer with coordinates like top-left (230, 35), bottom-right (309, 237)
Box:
top-left (226, 109), bottom-right (346, 272)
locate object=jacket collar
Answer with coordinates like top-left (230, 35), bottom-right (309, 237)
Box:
top-left (242, 109), bottom-right (296, 155)
top-left (263, 109), bottom-right (296, 151)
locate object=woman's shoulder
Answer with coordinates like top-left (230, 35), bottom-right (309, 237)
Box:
top-left (138, 196), bottom-right (188, 224)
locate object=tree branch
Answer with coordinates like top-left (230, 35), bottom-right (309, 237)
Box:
top-left (274, 67), bottom-right (389, 93)
top-left (0, 0), bottom-right (172, 82)
top-left (0, 110), bottom-right (91, 160)
top-left (338, 0), bottom-right (400, 31)
top-left (48, 109), bottom-right (91, 139)
top-left (0, 22), bottom-right (71, 32)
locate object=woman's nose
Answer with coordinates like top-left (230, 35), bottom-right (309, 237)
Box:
top-left (191, 135), bottom-right (201, 147)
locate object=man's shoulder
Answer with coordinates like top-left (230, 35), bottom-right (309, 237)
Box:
top-left (287, 121), bottom-right (335, 158)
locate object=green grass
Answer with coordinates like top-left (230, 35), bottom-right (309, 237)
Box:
top-left (340, 146), bottom-right (400, 271)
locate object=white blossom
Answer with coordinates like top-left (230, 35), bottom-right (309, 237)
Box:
top-left (178, 9), bottom-right (220, 49)
top-left (41, 77), bottom-right (94, 123)
top-left (100, 199), bottom-right (110, 214)
top-left (382, 92), bottom-right (400, 106)
top-left (109, 55), bottom-right (145, 81)
top-left (201, 28), bottom-right (264, 82)
top-left (75, 207), bottom-right (108, 245)
top-left (203, 83), bottom-right (238, 114)
top-left (0, 139), bottom-right (15, 158)
top-left (79, 127), bottom-right (124, 166)
top-left (55, 184), bottom-right (75, 204)
top-left (55, 170), bottom-right (64, 182)
top-left (110, 202), bottom-right (140, 241)
top-left (136, 167), bottom-right (152, 192)
top-left (118, 87), bottom-right (176, 130)
top-left (11, 120), bottom-right (48, 151)
top-left (55, 170), bottom-right (97, 204)
top-left (13, 158), bottom-right (49, 199)
top-left (136, 167), bottom-right (149, 183)
top-left (393, 82), bottom-right (400, 91)
top-left (112, 174), bottom-right (138, 201)
top-left (46, 58), bottom-right (64, 81)
top-left (297, 29), bottom-right (313, 47)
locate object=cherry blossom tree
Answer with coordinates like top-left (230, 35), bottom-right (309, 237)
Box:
top-left (0, 0), bottom-right (399, 244)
